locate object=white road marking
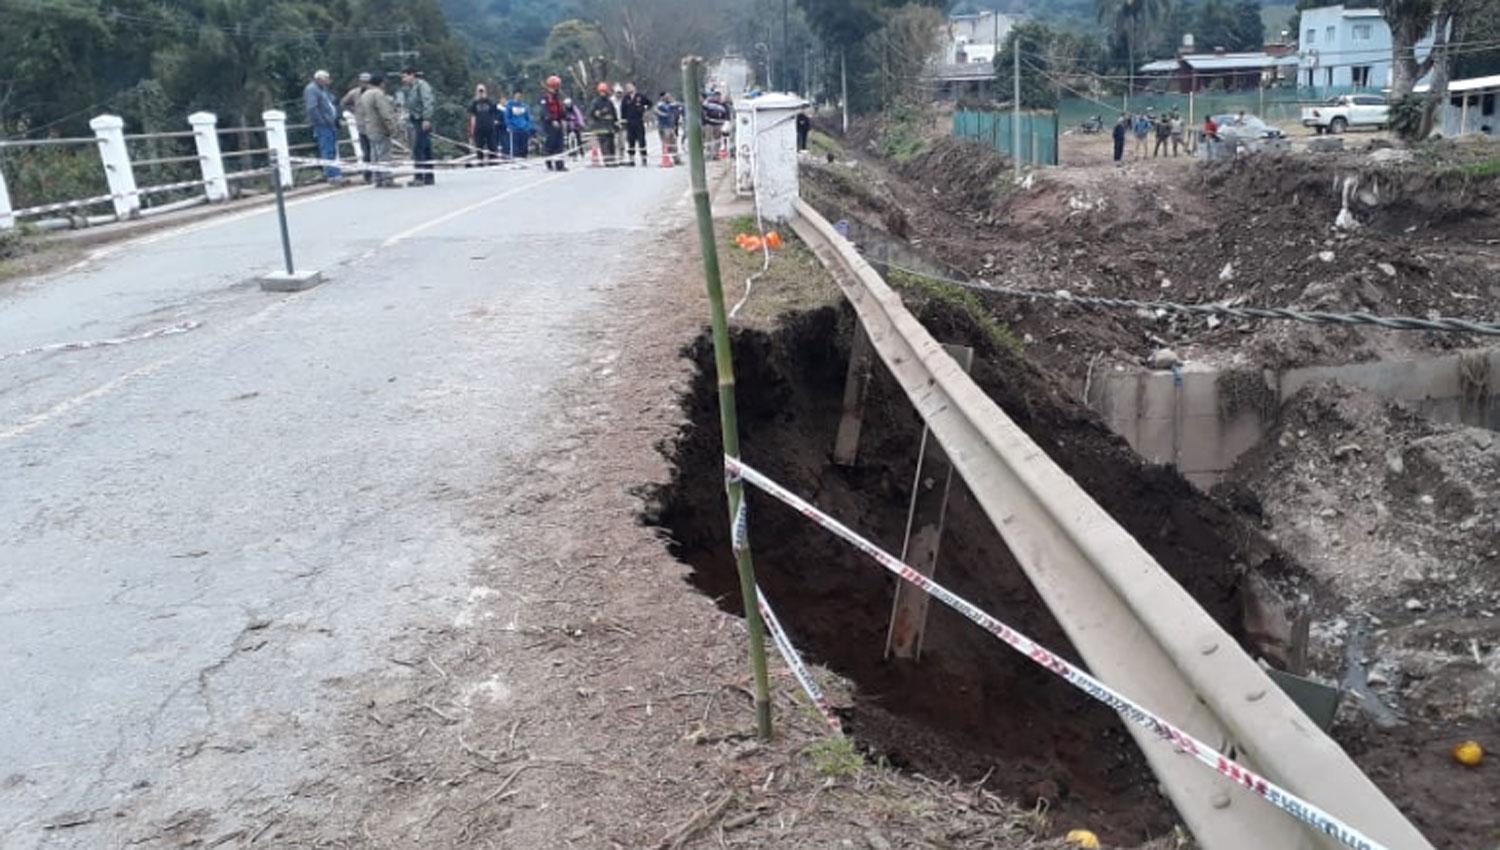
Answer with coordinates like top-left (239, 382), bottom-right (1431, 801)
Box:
top-left (381, 173), bottom-right (565, 248)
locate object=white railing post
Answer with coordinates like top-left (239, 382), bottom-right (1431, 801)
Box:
top-left (343, 110), bottom-right (360, 162)
top-left (0, 163), bottom-right (14, 230)
top-left (90, 114), bottom-right (140, 221)
top-left (261, 110), bottom-right (293, 186)
top-left (189, 111), bottom-right (228, 202)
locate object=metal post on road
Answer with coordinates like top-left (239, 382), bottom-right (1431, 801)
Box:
top-left (683, 54), bottom-right (774, 742)
top-left (272, 154), bottom-right (295, 275)
top-left (257, 149), bottom-right (325, 292)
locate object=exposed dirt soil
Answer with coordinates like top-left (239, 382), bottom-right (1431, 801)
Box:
top-left (804, 134), bottom-right (1500, 381)
top-left (795, 114), bottom-right (1500, 849)
top-left (1222, 382), bottom-right (1500, 847)
top-left (647, 290), bottom-right (1333, 846)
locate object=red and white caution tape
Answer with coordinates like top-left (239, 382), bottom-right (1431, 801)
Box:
top-left (725, 455), bottom-right (1389, 850)
top-left (13, 178), bottom-right (211, 219)
top-left (727, 483), bottom-right (843, 733)
top-left (757, 586), bottom-right (843, 734)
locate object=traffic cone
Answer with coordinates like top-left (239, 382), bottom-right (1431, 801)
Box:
top-left (590, 143), bottom-right (602, 167)
top-left (660, 149), bottom-right (674, 168)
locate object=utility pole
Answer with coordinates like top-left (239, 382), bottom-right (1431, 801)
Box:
top-left (1013, 35), bottom-right (1022, 177)
top-left (783, 0), bottom-right (790, 93)
top-left (840, 49), bottom-right (849, 134)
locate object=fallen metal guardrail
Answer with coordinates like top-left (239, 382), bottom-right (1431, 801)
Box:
top-left (788, 198), bottom-right (1432, 850)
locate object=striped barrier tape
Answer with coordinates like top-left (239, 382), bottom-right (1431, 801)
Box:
top-left (725, 455), bottom-right (1389, 850)
top-left (13, 177), bottom-right (211, 219)
top-left (727, 481), bottom-right (842, 733)
top-left (757, 587), bottom-right (844, 734)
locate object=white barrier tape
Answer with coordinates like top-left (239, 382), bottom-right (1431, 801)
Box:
top-left (757, 586), bottom-right (843, 734)
top-left (0, 321), bottom-right (202, 363)
top-left (724, 456), bottom-right (1389, 850)
top-left (14, 178), bottom-right (211, 219)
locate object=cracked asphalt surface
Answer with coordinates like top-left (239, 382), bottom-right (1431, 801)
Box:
top-left (0, 161), bottom-right (687, 847)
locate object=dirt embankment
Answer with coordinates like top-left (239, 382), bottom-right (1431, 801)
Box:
top-left (808, 137), bottom-right (1500, 379)
top-left (650, 294), bottom-right (1323, 845)
top-left (798, 129), bottom-right (1500, 848)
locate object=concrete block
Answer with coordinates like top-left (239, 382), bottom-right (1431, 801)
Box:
top-left (259, 269), bottom-right (325, 292)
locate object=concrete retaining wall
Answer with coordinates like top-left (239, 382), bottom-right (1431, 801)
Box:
top-left (1087, 349), bottom-right (1500, 487)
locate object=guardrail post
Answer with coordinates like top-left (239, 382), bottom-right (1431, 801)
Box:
top-left (0, 164), bottom-right (13, 230)
top-left (90, 114), bottom-right (140, 221)
top-left (261, 109), bottom-right (293, 187)
top-left (188, 111), bottom-right (228, 202)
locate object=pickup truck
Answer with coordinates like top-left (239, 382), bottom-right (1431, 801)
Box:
top-left (1301, 94), bottom-right (1389, 134)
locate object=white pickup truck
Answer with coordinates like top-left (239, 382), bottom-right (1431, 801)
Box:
top-left (1301, 94), bottom-right (1390, 134)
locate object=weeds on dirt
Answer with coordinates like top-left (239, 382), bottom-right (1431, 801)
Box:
top-left (805, 735), bottom-right (863, 778)
top-left (808, 130), bottom-right (845, 161)
top-left (877, 100), bottom-right (930, 162)
top-left (0, 227), bottom-right (31, 262)
top-left (886, 267), bottom-right (1024, 358)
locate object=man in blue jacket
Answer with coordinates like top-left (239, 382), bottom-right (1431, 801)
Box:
top-left (503, 90), bottom-right (535, 159)
top-left (303, 70), bottom-right (341, 181)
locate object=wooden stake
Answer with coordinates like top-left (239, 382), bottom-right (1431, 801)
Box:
top-left (682, 56), bottom-right (773, 741)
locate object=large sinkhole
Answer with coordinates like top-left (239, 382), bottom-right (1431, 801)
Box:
top-left (645, 303), bottom-right (1291, 842)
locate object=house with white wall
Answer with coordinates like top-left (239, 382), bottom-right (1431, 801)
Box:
top-left (943, 10), bottom-right (1015, 65)
top-left (1297, 5), bottom-right (1437, 90)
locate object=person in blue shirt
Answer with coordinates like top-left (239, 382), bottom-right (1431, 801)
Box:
top-left (503, 90), bottom-right (535, 159)
top-left (303, 70), bottom-right (341, 181)
top-left (655, 92), bottom-right (683, 164)
top-left (1133, 112), bottom-right (1151, 158)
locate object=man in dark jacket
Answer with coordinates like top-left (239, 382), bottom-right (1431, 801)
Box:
top-left (619, 82), bottom-right (653, 167)
top-left (1112, 114), bottom-right (1128, 164)
top-left (401, 67), bottom-right (436, 186)
top-left (467, 84), bottom-right (499, 164)
top-left (795, 110), bottom-right (811, 152)
top-left (540, 75), bottom-right (569, 172)
top-left (588, 82), bottom-right (620, 166)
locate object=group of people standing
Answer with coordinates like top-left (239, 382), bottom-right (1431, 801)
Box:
top-left (303, 68), bottom-right (436, 188)
top-left (306, 68), bottom-right (734, 183)
top-left (1111, 110), bottom-right (1187, 162)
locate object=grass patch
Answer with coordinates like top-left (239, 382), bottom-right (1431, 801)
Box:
top-left (806, 734), bottom-right (864, 778)
top-left (714, 219), bottom-right (841, 325)
top-left (886, 267), bottom-right (1024, 359)
top-left (1458, 157), bottom-right (1500, 178)
top-left (877, 101), bottom-right (929, 163)
top-left (808, 130), bottom-right (844, 160)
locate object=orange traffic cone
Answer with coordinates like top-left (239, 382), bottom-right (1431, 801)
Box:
top-left (660, 149), bottom-right (674, 168)
top-left (590, 143), bottom-right (602, 167)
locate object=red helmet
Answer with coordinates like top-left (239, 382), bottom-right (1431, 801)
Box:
top-left (597, 82), bottom-right (610, 94)
top-left (545, 75), bottom-right (562, 90)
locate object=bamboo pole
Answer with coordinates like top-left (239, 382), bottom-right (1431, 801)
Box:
top-left (682, 56), bottom-right (773, 741)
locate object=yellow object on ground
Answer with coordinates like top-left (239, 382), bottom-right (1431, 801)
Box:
top-left (1452, 740), bottom-right (1484, 767)
top-left (1064, 829), bottom-right (1101, 849)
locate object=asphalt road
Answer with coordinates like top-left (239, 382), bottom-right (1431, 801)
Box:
top-left (0, 159), bottom-right (688, 846)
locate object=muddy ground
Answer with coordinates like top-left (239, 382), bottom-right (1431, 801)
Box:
top-left (796, 121), bottom-right (1499, 848)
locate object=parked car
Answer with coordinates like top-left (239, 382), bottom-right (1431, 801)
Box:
top-left (1301, 94), bottom-right (1390, 134)
top-left (1206, 113), bottom-right (1290, 155)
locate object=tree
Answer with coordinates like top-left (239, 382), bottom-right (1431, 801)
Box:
top-left (1095, 0), bottom-right (1171, 106)
top-left (1380, 0), bottom-right (1496, 139)
top-left (995, 21), bottom-right (1103, 108)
